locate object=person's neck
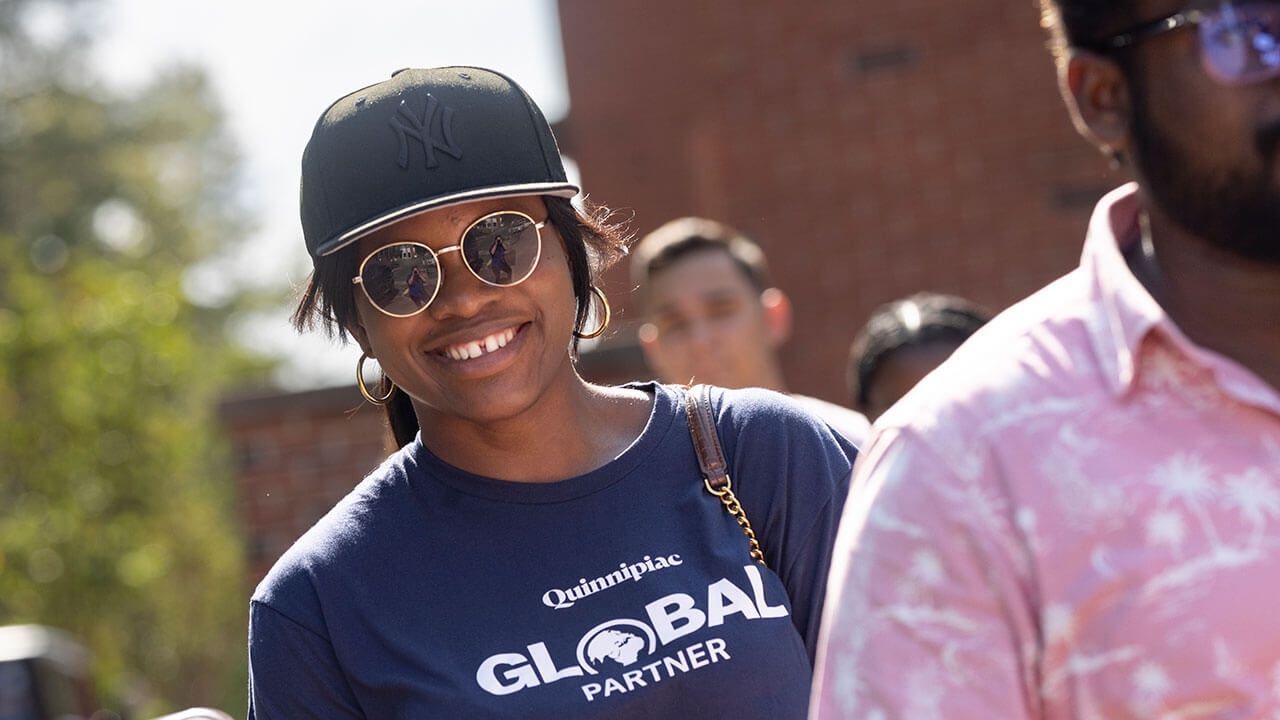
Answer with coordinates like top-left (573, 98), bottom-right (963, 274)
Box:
top-left (1128, 201), bottom-right (1280, 392)
top-left (416, 375), bottom-right (652, 483)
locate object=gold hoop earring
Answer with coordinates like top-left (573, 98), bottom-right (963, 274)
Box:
top-left (356, 353), bottom-right (395, 405)
top-left (573, 285), bottom-right (611, 340)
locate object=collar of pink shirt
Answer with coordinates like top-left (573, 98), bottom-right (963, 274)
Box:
top-left (1083, 183), bottom-right (1280, 415)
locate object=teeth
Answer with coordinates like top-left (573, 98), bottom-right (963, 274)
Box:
top-left (442, 327), bottom-right (516, 361)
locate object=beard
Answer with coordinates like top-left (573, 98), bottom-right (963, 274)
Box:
top-left (1127, 72), bottom-right (1280, 265)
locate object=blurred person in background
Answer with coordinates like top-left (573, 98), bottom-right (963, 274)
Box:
top-left (633, 217), bottom-right (870, 446)
top-left (846, 292), bottom-right (990, 422)
top-left (812, 0), bottom-right (1280, 716)
top-left (248, 66), bottom-right (857, 718)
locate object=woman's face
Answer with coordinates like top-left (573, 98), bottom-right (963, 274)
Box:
top-left (349, 195), bottom-right (580, 426)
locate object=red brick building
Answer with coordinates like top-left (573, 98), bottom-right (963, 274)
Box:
top-left (221, 386), bottom-right (394, 583)
top-left (555, 0), bottom-right (1122, 402)
top-left (226, 1), bottom-right (1123, 586)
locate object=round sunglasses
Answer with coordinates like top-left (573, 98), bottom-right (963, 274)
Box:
top-left (1099, 1), bottom-right (1280, 85)
top-left (352, 210), bottom-right (545, 317)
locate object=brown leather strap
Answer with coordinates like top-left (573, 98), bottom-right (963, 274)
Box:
top-left (685, 384), bottom-right (729, 490)
top-left (684, 384), bottom-right (767, 565)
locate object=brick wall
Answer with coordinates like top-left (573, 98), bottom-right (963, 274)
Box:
top-left (221, 386), bottom-right (394, 585)
top-left (556, 0), bottom-right (1123, 403)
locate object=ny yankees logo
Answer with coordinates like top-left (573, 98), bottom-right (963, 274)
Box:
top-left (390, 93), bottom-right (464, 170)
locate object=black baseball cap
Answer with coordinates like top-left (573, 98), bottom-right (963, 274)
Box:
top-left (300, 66), bottom-right (579, 257)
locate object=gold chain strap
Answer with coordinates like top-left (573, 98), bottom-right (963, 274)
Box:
top-left (703, 477), bottom-right (766, 565)
top-left (685, 383), bottom-right (767, 566)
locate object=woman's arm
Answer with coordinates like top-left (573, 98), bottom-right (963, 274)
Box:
top-left (714, 387), bottom-right (858, 663)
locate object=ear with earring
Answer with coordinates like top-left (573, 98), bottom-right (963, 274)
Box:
top-left (356, 352), bottom-right (396, 405)
top-left (573, 285), bottom-right (612, 340)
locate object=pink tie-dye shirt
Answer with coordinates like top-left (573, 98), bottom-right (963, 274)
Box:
top-left (811, 184), bottom-right (1280, 719)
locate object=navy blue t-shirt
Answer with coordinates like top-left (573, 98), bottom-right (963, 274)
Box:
top-left (248, 383), bottom-right (856, 718)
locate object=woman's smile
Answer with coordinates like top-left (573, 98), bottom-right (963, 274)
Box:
top-left (436, 324), bottom-right (520, 362)
top-left (424, 321), bottom-right (533, 381)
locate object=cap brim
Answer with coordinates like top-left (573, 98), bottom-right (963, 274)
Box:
top-left (315, 182), bottom-right (579, 256)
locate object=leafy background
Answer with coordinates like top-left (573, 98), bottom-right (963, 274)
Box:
top-left (1, 0), bottom-right (278, 713)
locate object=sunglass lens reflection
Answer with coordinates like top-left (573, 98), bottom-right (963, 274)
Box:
top-left (1201, 3), bottom-right (1280, 83)
top-left (363, 244), bottom-right (438, 316)
top-left (462, 213), bottom-right (541, 286)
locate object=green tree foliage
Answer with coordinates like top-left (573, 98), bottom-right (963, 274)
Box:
top-left (0, 0), bottom-right (272, 713)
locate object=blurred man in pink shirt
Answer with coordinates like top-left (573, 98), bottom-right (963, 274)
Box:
top-left (811, 0), bottom-right (1280, 717)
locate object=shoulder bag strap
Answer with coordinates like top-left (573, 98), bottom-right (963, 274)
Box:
top-left (684, 384), bottom-right (767, 566)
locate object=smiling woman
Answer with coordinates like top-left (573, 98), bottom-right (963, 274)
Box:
top-left (94, 0), bottom-right (571, 387)
top-left (247, 66), bottom-right (859, 719)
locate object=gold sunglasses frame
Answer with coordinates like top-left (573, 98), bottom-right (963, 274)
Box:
top-left (351, 210), bottom-right (546, 318)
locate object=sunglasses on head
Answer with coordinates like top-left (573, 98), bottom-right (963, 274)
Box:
top-left (1098, 1), bottom-right (1280, 84)
top-left (352, 210), bottom-right (545, 317)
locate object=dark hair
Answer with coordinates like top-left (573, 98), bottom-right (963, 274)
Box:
top-left (292, 195), bottom-right (630, 448)
top-left (1038, 0), bottom-right (1140, 61)
top-left (847, 292), bottom-right (992, 409)
top-left (630, 217), bottom-right (770, 294)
